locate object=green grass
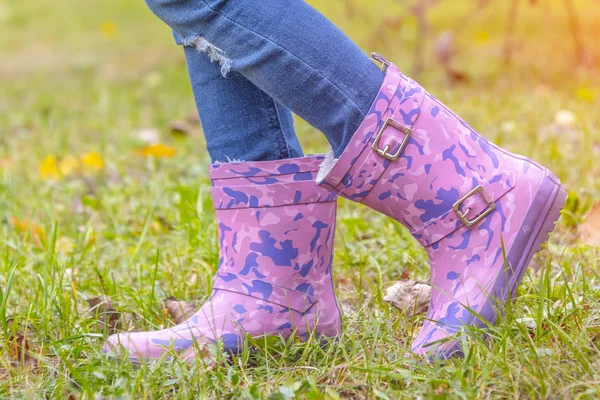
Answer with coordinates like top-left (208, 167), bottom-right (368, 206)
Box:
top-left (1, 0), bottom-right (600, 398)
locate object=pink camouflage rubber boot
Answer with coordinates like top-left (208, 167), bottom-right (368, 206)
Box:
top-left (316, 54), bottom-right (566, 360)
top-left (102, 155), bottom-right (342, 362)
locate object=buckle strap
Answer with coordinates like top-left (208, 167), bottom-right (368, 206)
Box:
top-left (411, 173), bottom-right (517, 247)
top-left (213, 272), bottom-right (316, 313)
top-left (336, 78), bottom-right (426, 201)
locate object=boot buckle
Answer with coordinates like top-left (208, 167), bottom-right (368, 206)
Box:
top-left (371, 117), bottom-right (412, 161)
top-left (453, 185), bottom-right (496, 228)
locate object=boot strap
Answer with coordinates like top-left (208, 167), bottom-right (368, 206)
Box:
top-left (336, 77), bottom-right (426, 202)
top-left (213, 272), bottom-right (317, 314)
top-left (411, 172), bottom-right (517, 246)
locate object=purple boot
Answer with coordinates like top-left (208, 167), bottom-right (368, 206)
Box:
top-left (103, 155), bottom-right (341, 362)
top-left (317, 54), bottom-right (566, 359)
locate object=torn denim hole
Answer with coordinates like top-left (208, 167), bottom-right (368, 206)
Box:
top-left (184, 36), bottom-right (232, 77)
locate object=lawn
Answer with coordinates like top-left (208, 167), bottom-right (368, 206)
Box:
top-left (1, 0), bottom-right (600, 398)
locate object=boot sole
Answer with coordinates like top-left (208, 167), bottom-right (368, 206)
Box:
top-left (508, 170), bottom-right (566, 299)
top-left (479, 169), bottom-right (566, 326)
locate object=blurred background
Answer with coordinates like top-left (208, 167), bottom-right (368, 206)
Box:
top-left (1, 1), bottom-right (600, 397)
top-left (1, 0), bottom-right (599, 188)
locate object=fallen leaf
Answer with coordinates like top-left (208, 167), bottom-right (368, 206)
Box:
top-left (0, 158), bottom-right (13, 170)
top-left (80, 151), bottom-right (104, 171)
top-left (473, 30), bottom-right (490, 44)
top-left (169, 120), bottom-right (190, 136)
top-left (150, 219), bottom-right (163, 234)
top-left (186, 112), bottom-right (201, 125)
top-left (135, 143), bottom-right (177, 158)
top-left (58, 155), bottom-right (81, 177)
top-left (99, 21), bottom-right (117, 38)
top-left (445, 68), bottom-right (470, 83)
top-left (86, 296), bottom-right (121, 334)
top-left (163, 297), bottom-right (198, 324)
top-left (579, 202), bottom-right (600, 246)
top-left (434, 31), bottom-right (455, 66)
top-left (39, 155), bottom-right (61, 180)
top-left (575, 87), bottom-right (595, 103)
top-left (6, 332), bottom-right (38, 370)
top-left (383, 280), bottom-right (431, 318)
top-left (399, 268), bottom-right (410, 281)
top-left (10, 217), bottom-right (46, 247)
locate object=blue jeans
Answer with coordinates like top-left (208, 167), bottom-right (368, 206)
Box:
top-left (146, 0), bottom-right (384, 163)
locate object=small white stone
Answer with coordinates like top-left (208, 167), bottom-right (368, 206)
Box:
top-left (136, 128), bottom-right (160, 144)
top-left (500, 120), bottom-right (516, 133)
top-left (515, 317), bottom-right (537, 331)
top-left (554, 109), bottom-right (576, 127)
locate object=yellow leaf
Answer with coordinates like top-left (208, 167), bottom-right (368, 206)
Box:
top-left (58, 155), bottom-right (81, 177)
top-left (10, 217), bottom-right (46, 247)
top-left (0, 158), bottom-right (12, 170)
top-left (136, 143), bottom-right (177, 158)
top-left (100, 21), bottom-right (117, 38)
top-left (474, 31), bottom-right (490, 44)
top-left (39, 155), bottom-right (61, 180)
top-left (575, 87), bottom-right (595, 103)
top-left (151, 220), bottom-right (163, 234)
top-left (80, 151), bottom-right (104, 171)
top-left (10, 216), bottom-right (29, 233)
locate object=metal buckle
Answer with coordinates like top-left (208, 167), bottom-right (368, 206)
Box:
top-left (452, 185), bottom-right (496, 228)
top-left (371, 117), bottom-right (412, 161)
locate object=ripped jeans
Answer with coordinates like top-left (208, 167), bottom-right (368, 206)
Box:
top-left (145, 0), bottom-right (384, 163)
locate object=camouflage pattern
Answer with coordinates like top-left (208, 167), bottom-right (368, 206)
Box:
top-left (102, 155), bottom-right (341, 361)
top-left (317, 54), bottom-right (566, 359)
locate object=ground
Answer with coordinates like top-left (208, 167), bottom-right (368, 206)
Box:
top-left (2, 0), bottom-right (600, 398)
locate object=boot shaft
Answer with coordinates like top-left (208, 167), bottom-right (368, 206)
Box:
top-left (318, 56), bottom-right (542, 248)
top-left (210, 155), bottom-right (338, 294)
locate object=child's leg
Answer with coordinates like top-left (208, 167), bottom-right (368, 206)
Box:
top-left (101, 29), bottom-right (343, 362)
top-left (145, 0), bottom-right (384, 158)
top-left (182, 43), bottom-right (303, 163)
top-left (145, 0), bottom-right (567, 362)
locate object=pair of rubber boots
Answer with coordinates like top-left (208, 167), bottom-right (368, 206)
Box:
top-left (103, 55), bottom-right (566, 362)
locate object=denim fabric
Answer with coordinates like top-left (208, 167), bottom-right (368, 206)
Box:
top-left (183, 46), bottom-right (303, 163)
top-left (147, 0), bottom-right (384, 161)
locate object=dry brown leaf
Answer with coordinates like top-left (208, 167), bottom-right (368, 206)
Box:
top-left (169, 120), bottom-right (190, 136)
top-left (383, 280), bottom-right (431, 318)
top-left (163, 297), bottom-right (199, 324)
top-left (5, 332), bottom-right (38, 370)
top-left (186, 112), bottom-right (201, 125)
top-left (579, 202), bottom-right (600, 246)
top-left (86, 296), bottom-right (121, 334)
top-left (399, 268), bottom-right (410, 281)
top-left (434, 31), bottom-right (455, 66)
